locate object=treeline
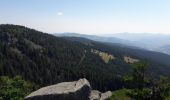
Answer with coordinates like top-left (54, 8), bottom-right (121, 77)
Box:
top-left (0, 24), bottom-right (130, 91)
top-left (0, 24), bottom-right (170, 94)
top-left (119, 62), bottom-right (170, 100)
top-left (1, 62), bottom-right (170, 100)
top-left (0, 76), bottom-right (38, 100)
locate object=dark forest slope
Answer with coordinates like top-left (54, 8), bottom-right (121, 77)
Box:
top-left (0, 24), bottom-right (170, 91)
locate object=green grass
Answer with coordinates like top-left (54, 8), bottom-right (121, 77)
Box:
top-left (109, 89), bottom-right (132, 100)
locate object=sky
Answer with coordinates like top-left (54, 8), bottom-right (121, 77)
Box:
top-left (1, 0), bottom-right (170, 34)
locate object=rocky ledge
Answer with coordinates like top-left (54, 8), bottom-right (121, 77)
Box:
top-left (24, 78), bottom-right (112, 100)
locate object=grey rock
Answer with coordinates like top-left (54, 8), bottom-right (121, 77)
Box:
top-left (25, 78), bottom-right (112, 100)
top-left (25, 78), bottom-right (91, 100)
top-left (89, 90), bottom-right (112, 100)
top-left (90, 90), bottom-right (101, 100)
top-left (100, 91), bottom-right (112, 100)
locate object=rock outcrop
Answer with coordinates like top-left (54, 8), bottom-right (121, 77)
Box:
top-left (24, 78), bottom-right (112, 100)
top-left (100, 91), bottom-right (112, 100)
top-left (89, 90), bottom-right (112, 100)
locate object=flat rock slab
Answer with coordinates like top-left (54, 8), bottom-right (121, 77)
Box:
top-left (25, 78), bottom-right (91, 100)
top-left (25, 78), bottom-right (112, 100)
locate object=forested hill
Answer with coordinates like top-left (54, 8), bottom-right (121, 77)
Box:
top-left (0, 24), bottom-right (170, 92)
top-left (62, 36), bottom-right (170, 67)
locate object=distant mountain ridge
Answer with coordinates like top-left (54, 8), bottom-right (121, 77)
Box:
top-left (156, 45), bottom-right (170, 55)
top-left (111, 33), bottom-right (170, 55)
top-left (55, 33), bottom-right (145, 50)
top-left (55, 33), bottom-right (132, 45)
top-left (55, 33), bottom-right (170, 55)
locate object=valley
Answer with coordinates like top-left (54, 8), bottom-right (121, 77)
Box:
top-left (1, 24), bottom-right (170, 99)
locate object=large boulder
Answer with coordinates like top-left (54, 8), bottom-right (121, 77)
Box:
top-left (100, 91), bottom-right (112, 100)
top-left (89, 90), bottom-right (101, 100)
top-left (89, 90), bottom-right (112, 100)
top-left (25, 78), bottom-right (91, 100)
top-left (24, 78), bottom-right (112, 100)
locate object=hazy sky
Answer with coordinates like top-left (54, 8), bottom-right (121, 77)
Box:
top-left (1, 0), bottom-right (170, 34)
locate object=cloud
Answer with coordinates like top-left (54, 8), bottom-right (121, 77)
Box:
top-left (57, 12), bottom-right (63, 16)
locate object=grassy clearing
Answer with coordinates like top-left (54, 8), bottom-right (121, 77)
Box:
top-left (109, 89), bottom-right (132, 100)
top-left (91, 49), bottom-right (115, 63)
